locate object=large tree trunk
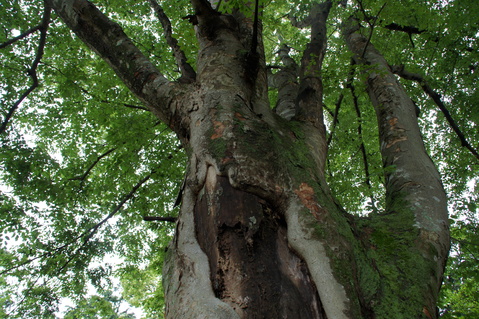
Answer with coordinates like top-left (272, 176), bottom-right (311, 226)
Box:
top-left (48, 1), bottom-right (450, 318)
top-left (162, 70), bottom-right (351, 319)
top-left (162, 2), bottom-right (352, 318)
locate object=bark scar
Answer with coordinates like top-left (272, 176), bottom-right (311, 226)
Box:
top-left (386, 117), bottom-right (408, 148)
top-left (294, 182), bottom-right (325, 221)
top-left (211, 120), bottom-right (225, 139)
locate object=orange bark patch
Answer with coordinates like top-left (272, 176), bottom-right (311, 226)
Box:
top-left (211, 120), bottom-right (225, 139)
top-left (386, 117), bottom-right (408, 148)
top-left (221, 156), bottom-right (234, 165)
top-left (423, 306), bottom-right (433, 319)
top-left (294, 182), bottom-right (324, 221)
top-left (388, 117), bottom-right (398, 127)
top-left (386, 137), bottom-right (408, 148)
top-left (234, 112), bottom-right (246, 121)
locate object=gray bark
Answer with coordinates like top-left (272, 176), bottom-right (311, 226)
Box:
top-left (344, 18), bottom-right (449, 317)
top-left (49, 1), bottom-right (450, 318)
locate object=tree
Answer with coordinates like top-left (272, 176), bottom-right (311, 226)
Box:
top-left (1, 0), bottom-right (478, 318)
top-left (63, 291), bottom-right (136, 319)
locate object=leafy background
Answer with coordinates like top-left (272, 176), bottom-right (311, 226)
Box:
top-left (1, 0), bottom-right (478, 317)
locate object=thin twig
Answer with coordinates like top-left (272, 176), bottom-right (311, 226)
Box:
top-left (119, 103), bottom-right (149, 111)
top-left (349, 79), bottom-right (377, 211)
top-left (82, 170), bottom-right (156, 244)
top-left (384, 23), bottom-right (424, 35)
top-left (326, 93), bottom-right (343, 146)
top-left (360, 2), bottom-right (387, 58)
top-left (43, 62), bottom-right (150, 111)
top-left (328, 59), bottom-right (356, 146)
top-left (1, 169), bottom-right (155, 276)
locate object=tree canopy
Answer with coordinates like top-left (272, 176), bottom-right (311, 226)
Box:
top-left (0, 0), bottom-right (478, 317)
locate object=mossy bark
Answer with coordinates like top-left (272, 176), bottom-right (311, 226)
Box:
top-left (50, 1), bottom-right (450, 318)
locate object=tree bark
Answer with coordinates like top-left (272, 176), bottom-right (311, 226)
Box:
top-left (344, 18), bottom-right (450, 318)
top-left (48, 1), bottom-right (450, 318)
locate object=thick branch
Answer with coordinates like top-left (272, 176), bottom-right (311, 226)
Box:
top-left (296, 0), bottom-right (332, 126)
top-left (269, 45), bottom-right (299, 120)
top-left (190, 0), bottom-right (216, 16)
top-left (0, 2), bottom-right (51, 134)
top-left (294, 0), bottom-right (332, 176)
top-left (344, 17), bottom-right (449, 316)
top-left (391, 65), bottom-right (479, 161)
top-left (149, 0), bottom-right (196, 83)
top-left (48, 0), bottom-right (182, 125)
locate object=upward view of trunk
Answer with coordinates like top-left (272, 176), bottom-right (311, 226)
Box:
top-left (48, 0), bottom-right (450, 318)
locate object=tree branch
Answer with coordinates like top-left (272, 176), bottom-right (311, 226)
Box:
top-left (383, 23), bottom-right (423, 48)
top-left (0, 25), bottom-right (41, 49)
top-left (391, 65), bottom-right (479, 161)
top-left (349, 75), bottom-right (377, 211)
top-left (0, 2), bottom-right (51, 134)
top-left (82, 170), bottom-right (155, 244)
top-left (190, 0), bottom-right (216, 15)
top-left (359, 1), bottom-right (387, 58)
top-left (327, 59), bottom-right (355, 146)
top-left (326, 93), bottom-right (343, 147)
top-left (149, 0), bottom-right (196, 83)
top-left (48, 0), bottom-right (182, 126)
top-left (384, 23), bottom-right (424, 35)
top-left (55, 169), bottom-right (156, 273)
top-left (358, 2), bottom-right (423, 49)
top-left (70, 148), bottom-right (116, 184)
top-left (143, 216), bottom-right (177, 222)
top-left (269, 44), bottom-right (299, 120)
top-left (296, 0), bottom-right (332, 127)
top-left (43, 62), bottom-right (151, 111)
top-left (1, 169), bottom-right (155, 276)
top-left (344, 17), bottom-right (450, 313)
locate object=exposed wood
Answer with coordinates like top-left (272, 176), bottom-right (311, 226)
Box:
top-left (194, 171), bottom-right (325, 318)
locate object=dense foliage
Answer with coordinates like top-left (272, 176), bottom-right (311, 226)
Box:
top-left (0, 0), bottom-right (477, 317)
